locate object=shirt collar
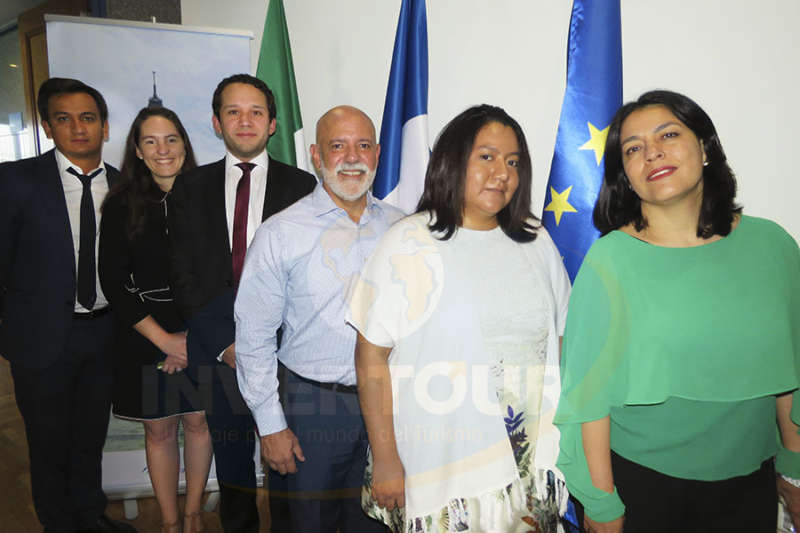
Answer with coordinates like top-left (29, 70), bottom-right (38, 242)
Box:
top-left (225, 150), bottom-right (269, 175)
top-left (54, 148), bottom-right (105, 178)
top-left (311, 183), bottom-right (382, 218)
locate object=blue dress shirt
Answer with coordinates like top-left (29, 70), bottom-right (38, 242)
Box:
top-left (235, 184), bottom-right (405, 436)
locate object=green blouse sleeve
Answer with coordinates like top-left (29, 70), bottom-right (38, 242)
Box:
top-left (555, 244), bottom-right (630, 521)
top-left (557, 423), bottom-right (625, 521)
top-left (778, 232), bottom-right (800, 478)
top-left (777, 390), bottom-right (800, 477)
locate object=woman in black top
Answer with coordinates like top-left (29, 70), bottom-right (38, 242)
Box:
top-left (99, 107), bottom-right (210, 533)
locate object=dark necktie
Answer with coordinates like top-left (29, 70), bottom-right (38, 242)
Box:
top-left (67, 166), bottom-right (103, 310)
top-left (232, 162), bottom-right (255, 288)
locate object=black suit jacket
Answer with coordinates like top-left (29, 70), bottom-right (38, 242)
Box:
top-left (168, 155), bottom-right (316, 361)
top-left (0, 149), bottom-right (118, 369)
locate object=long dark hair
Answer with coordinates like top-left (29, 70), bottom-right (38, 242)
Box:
top-left (594, 90), bottom-right (741, 237)
top-left (104, 107), bottom-right (197, 239)
top-left (416, 104), bottom-right (539, 242)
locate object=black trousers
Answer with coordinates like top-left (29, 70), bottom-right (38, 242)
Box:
top-left (611, 450), bottom-right (777, 533)
top-left (11, 313), bottom-right (114, 533)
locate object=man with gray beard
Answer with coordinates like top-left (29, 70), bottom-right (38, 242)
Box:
top-left (234, 106), bottom-right (404, 532)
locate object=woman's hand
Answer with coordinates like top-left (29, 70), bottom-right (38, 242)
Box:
top-left (372, 454), bottom-right (405, 510)
top-left (132, 317), bottom-right (188, 374)
top-left (158, 331), bottom-right (188, 362)
top-left (157, 331), bottom-right (187, 374)
top-left (584, 514), bottom-right (624, 533)
top-left (160, 353), bottom-right (187, 374)
top-left (778, 476), bottom-right (800, 531)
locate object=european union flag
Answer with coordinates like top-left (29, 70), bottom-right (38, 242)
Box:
top-left (543, 0), bottom-right (622, 281)
top-left (373, 0), bottom-right (430, 214)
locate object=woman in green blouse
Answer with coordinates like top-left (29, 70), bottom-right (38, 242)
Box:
top-left (554, 90), bottom-right (800, 533)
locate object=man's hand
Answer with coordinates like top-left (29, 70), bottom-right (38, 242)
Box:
top-left (371, 454), bottom-right (405, 509)
top-left (221, 342), bottom-right (235, 369)
top-left (584, 514), bottom-right (624, 533)
top-left (261, 428), bottom-right (305, 475)
top-left (778, 475), bottom-right (800, 531)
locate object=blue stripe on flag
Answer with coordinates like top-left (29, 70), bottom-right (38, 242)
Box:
top-left (374, 0), bottom-right (429, 203)
top-left (543, 0), bottom-right (622, 281)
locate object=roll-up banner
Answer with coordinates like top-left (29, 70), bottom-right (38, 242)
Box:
top-left (45, 14), bottom-right (251, 167)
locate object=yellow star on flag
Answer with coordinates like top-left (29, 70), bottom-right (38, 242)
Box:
top-left (544, 185), bottom-right (578, 226)
top-left (579, 122), bottom-right (609, 165)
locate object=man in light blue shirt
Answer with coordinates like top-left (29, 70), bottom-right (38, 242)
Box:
top-left (235, 105), bottom-right (404, 532)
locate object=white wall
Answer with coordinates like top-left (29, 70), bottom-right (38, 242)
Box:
top-left (182, 0), bottom-right (800, 240)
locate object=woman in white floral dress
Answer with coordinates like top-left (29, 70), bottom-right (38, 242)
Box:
top-left (348, 105), bottom-right (570, 533)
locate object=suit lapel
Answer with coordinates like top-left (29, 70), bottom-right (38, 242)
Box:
top-left (105, 164), bottom-right (119, 188)
top-left (262, 157), bottom-right (282, 221)
top-left (37, 150), bottom-right (76, 277)
top-left (209, 159), bottom-right (232, 256)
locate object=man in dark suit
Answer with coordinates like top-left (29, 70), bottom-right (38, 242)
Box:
top-left (168, 74), bottom-right (317, 533)
top-left (0, 78), bottom-right (136, 533)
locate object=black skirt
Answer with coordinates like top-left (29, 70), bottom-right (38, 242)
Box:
top-left (111, 299), bottom-right (202, 420)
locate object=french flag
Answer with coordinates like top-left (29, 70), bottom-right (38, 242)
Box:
top-left (373, 0), bottom-right (430, 214)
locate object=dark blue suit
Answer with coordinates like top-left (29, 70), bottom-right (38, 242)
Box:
top-left (168, 156), bottom-right (316, 533)
top-left (0, 149), bottom-right (118, 533)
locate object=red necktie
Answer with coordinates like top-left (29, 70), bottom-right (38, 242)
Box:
top-left (232, 162), bottom-right (254, 288)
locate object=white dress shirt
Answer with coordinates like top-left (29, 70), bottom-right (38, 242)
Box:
top-left (223, 150), bottom-right (269, 250)
top-left (55, 149), bottom-right (109, 312)
top-left (218, 150), bottom-right (270, 361)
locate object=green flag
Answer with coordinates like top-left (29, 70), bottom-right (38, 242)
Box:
top-left (257, 0), bottom-right (307, 170)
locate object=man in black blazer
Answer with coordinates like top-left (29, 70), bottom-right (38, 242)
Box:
top-left (0, 79), bottom-right (136, 533)
top-left (169, 74), bottom-right (316, 533)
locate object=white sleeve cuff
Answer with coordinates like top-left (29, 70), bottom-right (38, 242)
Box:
top-left (255, 408), bottom-right (288, 437)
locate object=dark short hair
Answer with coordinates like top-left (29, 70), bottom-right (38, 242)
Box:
top-left (594, 89), bottom-right (741, 237)
top-left (212, 74), bottom-right (276, 121)
top-left (416, 104), bottom-right (539, 242)
top-left (37, 77), bottom-right (109, 124)
top-left (104, 107), bottom-right (197, 239)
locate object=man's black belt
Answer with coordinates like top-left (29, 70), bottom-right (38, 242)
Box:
top-left (294, 372), bottom-right (358, 394)
top-left (72, 306), bottom-right (110, 320)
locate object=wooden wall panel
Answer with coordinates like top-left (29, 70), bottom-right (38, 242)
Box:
top-left (17, 0), bottom-right (87, 154)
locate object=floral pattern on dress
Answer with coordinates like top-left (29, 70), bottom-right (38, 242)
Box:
top-left (505, 405), bottom-right (531, 479)
top-left (362, 396), bottom-right (560, 532)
